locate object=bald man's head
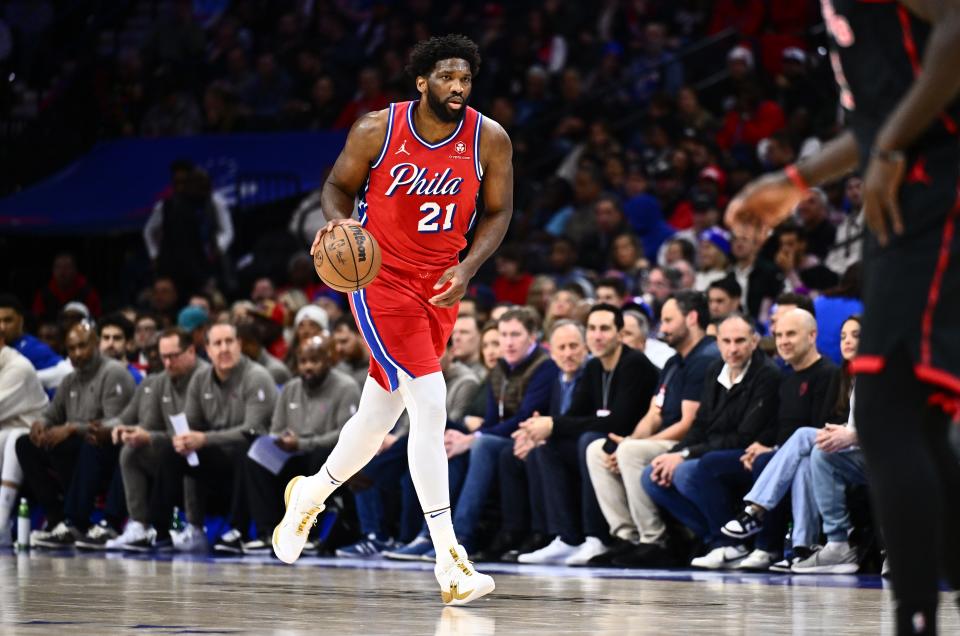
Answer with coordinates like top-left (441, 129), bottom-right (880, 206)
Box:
top-left (774, 308), bottom-right (819, 368)
top-left (65, 320), bottom-right (99, 370)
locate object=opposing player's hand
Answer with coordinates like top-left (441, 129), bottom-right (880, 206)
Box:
top-left (862, 151), bottom-right (905, 247)
top-left (429, 263), bottom-right (475, 307)
top-left (724, 171), bottom-right (806, 243)
top-left (309, 218), bottom-right (362, 256)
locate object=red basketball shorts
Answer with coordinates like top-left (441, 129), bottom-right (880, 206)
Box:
top-left (348, 263), bottom-right (457, 392)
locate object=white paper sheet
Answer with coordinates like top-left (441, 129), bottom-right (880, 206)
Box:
top-left (247, 435), bottom-right (294, 476)
top-left (169, 412), bottom-right (199, 467)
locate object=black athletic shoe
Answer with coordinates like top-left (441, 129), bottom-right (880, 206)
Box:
top-left (30, 522), bottom-right (81, 549)
top-left (213, 528), bottom-right (244, 554)
top-left (242, 537), bottom-right (272, 555)
top-left (473, 532), bottom-right (521, 562)
top-left (610, 543), bottom-right (681, 569)
top-left (75, 520), bottom-right (118, 551)
top-left (721, 508), bottom-right (764, 540)
top-left (586, 538), bottom-right (638, 567)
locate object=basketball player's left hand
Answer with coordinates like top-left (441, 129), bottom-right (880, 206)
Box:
top-left (862, 151), bottom-right (905, 246)
top-left (429, 263), bottom-right (475, 307)
top-left (725, 172), bottom-right (805, 243)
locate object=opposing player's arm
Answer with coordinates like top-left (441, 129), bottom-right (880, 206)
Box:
top-left (460, 118), bottom-right (513, 275)
top-left (312, 110), bottom-right (389, 255)
top-left (875, 0), bottom-right (960, 152)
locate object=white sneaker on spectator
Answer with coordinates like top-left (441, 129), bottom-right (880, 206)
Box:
top-left (734, 549), bottom-right (778, 571)
top-left (434, 545), bottom-right (495, 605)
top-left (272, 475), bottom-right (324, 564)
top-left (517, 537), bottom-right (579, 564)
top-left (172, 524), bottom-right (208, 553)
top-left (106, 521), bottom-right (150, 551)
top-left (791, 541), bottom-right (859, 574)
top-left (690, 545), bottom-right (749, 569)
top-left (564, 537), bottom-right (608, 566)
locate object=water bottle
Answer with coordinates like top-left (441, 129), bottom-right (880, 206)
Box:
top-left (16, 498), bottom-right (30, 551)
top-left (171, 506), bottom-right (184, 533)
top-left (783, 521), bottom-right (794, 561)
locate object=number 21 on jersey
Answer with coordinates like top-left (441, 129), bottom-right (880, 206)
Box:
top-left (418, 202), bottom-right (456, 233)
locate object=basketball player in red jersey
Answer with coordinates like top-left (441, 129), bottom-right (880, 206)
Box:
top-left (273, 35), bottom-right (511, 605)
top-left (726, 2), bottom-right (960, 632)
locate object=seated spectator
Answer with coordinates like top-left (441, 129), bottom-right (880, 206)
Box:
top-left (796, 319), bottom-right (867, 574)
top-left (695, 227), bottom-right (732, 291)
top-left (716, 83), bottom-right (785, 154)
top-left (595, 277), bottom-right (627, 308)
top-left (547, 237), bottom-right (595, 298)
top-left (332, 316), bottom-right (370, 388)
top-left (605, 233), bottom-right (647, 295)
top-left (776, 223), bottom-right (839, 295)
top-left (525, 276), bottom-right (558, 322)
top-left (707, 277), bottom-right (743, 321)
top-left (491, 245), bottom-right (533, 307)
top-left (219, 335), bottom-right (360, 554)
top-left (638, 313), bottom-right (780, 568)
top-left (105, 327), bottom-right (209, 551)
top-left (642, 266), bottom-right (682, 325)
top-left (17, 322), bottom-right (135, 548)
top-left (31, 253), bottom-right (102, 322)
top-left (475, 320), bottom-right (589, 562)
top-left (795, 189), bottom-right (837, 262)
top-left (451, 316), bottom-right (485, 381)
top-left (814, 264), bottom-right (864, 364)
top-left (152, 322), bottom-right (277, 552)
top-left (543, 284), bottom-right (584, 334)
top-left (731, 232), bottom-right (782, 323)
top-left (237, 321), bottom-right (292, 386)
top-left (662, 238), bottom-right (697, 267)
top-left (0, 329), bottom-right (48, 546)
top-left (285, 304), bottom-right (329, 372)
top-left (131, 313), bottom-right (159, 372)
top-left (98, 313), bottom-right (144, 384)
top-left (177, 304), bottom-right (210, 360)
top-left (333, 66), bottom-right (388, 129)
top-left (513, 305), bottom-right (660, 565)
top-left (695, 309), bottom-right (840, 571)
top-left (825, 176), bottom-right (864, 277)
top-left (150, 277), bottom-right (182, 327)
top-left (584, 292), bottom-right (720, 567)
top-left (0, 294), bottom-right (72, 393)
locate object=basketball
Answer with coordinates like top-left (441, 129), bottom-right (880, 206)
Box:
top-left (313, 224), bottom-right (382, 292)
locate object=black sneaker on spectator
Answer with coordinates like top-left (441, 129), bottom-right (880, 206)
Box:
top-left (242, 537), bottom-right (272, 555)
top-left (586, 538), bottom-right (637, 567)
top-left (472, 531), bottom-right (521, 562)
top-left (500, 533), bottom-right (549, 563)
top-left (75, 520), bottom-right (118, 551)
top-left (768, 546), bottom-right (819, 572)
top-left (610, 542), bottom-right (680, 568)
top-left (302, 539), bottom-right (321, 556)
top-left (214, 528), bottom-right (244, 554)
top-left (31, 521), bottom-right (82, 549)
top-left (721, 507), bottom-right (764, 540)
top-left (122, 529), bottom-right (162, 553)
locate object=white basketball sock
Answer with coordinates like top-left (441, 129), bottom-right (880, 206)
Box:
top-left (397, 372), bottom-right (459, 562)
top-left (302, 376), bottom-right (405, 507)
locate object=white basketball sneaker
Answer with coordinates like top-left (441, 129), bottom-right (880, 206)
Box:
top-left (272, 475), bottom-right (325, 564)
top-left (434, 545), bottom-right (495, 606)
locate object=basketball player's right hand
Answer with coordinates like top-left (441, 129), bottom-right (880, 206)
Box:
top-left (725, 172), bottom-right (806, 243)
top-left (310, 218), bottom-right (362, 256)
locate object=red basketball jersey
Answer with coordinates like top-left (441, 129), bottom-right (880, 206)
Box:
top-left (360, 100), bottom-right (484, 272)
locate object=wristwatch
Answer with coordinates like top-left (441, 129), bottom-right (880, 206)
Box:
top-left (680, 448), bottom-right (691, 459)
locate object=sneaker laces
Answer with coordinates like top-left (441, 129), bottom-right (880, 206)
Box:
top-left (87, 522), bottom-right (113, 540)
top-left (50, 522), bottom-right (72, 539)
top-left (295, 506), bottom-right (323, 536)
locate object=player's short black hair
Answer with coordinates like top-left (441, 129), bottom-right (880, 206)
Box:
top-left (0, 294), bottom-right (24, 315)
top-left (98, 312), bottom-right (135, 340)
top-left (406, 34), bottom-right (481, 78)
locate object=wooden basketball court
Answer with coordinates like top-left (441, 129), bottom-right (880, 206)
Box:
top-left (2, 553), bottom-right (957, 634)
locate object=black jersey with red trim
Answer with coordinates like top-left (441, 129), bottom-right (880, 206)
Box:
top-left (821, 0), bottom-right (960, 162)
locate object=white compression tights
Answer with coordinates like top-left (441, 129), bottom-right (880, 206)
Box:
top-left (304, 372), bottom-right (453, 517)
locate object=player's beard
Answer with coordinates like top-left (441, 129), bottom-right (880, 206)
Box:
top-left (426, 87), bottom-right (467, 124)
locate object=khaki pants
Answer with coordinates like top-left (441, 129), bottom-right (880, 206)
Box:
top-left (120, 439), bottom-right (202, 525)
top-left (585, 438), bottom-right (674, 544)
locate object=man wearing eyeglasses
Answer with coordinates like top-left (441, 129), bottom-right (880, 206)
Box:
top-left (104, 327), bottom-right (208, 551)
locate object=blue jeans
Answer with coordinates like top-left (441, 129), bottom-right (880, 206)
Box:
top-left (453, 434), bottom-right (513, 546)
top-left (641, 458), bottom-right (722, 544)
top-left (696, 448), bottom-right (785, 552)
top-left (745, 428), bottom-right (821, 548)
top-left (498, 443), bottom-right (546, 535)
top-left (811, 447), bottom-right (867, 542)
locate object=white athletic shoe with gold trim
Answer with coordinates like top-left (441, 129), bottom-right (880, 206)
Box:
top-left (272, 475), bottom-right (324, 564)
top-left (434, 545), bottom-right (495, 606)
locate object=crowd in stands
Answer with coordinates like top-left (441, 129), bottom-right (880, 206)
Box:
top-left (0, 1), bottom-right (880, 574)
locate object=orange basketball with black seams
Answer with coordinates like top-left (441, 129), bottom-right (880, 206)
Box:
top-left (313, 224), bottom-right (382, 292)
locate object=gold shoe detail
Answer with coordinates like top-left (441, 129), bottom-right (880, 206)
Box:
top-left (284, 475), bottom-right (303, 507)
top-left (441, 582), bottom-right (472, 604)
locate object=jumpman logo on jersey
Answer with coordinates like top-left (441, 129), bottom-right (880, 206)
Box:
top-left (395, 140), bottom-right (410, 156)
